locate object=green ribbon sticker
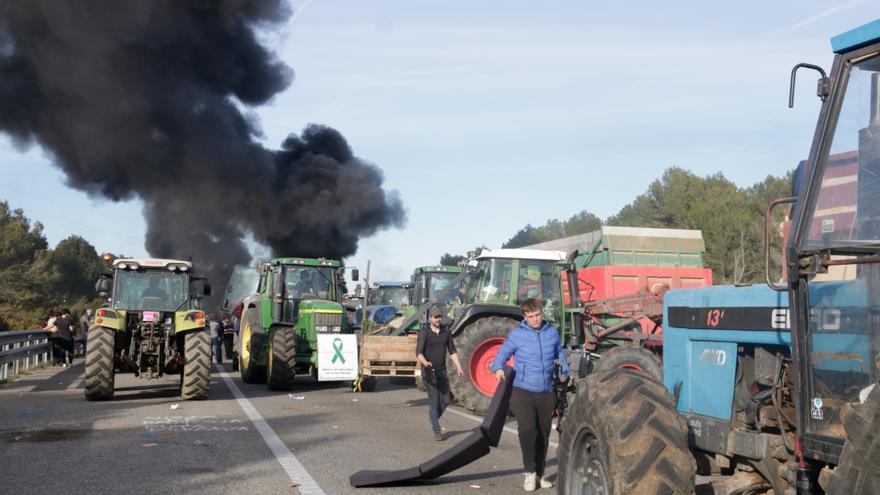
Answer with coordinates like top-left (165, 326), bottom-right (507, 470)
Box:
top-left (331, 337), bottom-right (345, 364)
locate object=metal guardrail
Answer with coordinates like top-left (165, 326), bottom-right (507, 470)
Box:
top-left (0, 329), bottom-right (52, 382)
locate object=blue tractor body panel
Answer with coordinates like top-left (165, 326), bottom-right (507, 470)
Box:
top-left (832, 18), bottom-right (880, 54)
top-left (664, 285), bottom-right (791, 421)
top-left (664, 280), bottom-right (873, 421)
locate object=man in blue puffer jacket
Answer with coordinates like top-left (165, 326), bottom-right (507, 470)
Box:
top-left (491, 298), bottom-right (569, 492)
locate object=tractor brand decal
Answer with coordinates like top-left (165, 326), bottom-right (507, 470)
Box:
top-left (810, 398), bottom-right (824, 420)
top-left (669, 306), bottom-right (861, 332)
top-left (698, 348), bottom-right (727, 366)
top-left (667, 306), bottom-right (783, 331)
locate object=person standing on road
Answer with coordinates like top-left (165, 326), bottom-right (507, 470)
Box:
top-left (209, 315), bottom-right (223, 364)
top-left (79, 309), bottom-right (92, 356)
top-left (491, 298), bottom-right (569, 492)
top-left (416, 306), bottom-right (464, 441)
top-left (222, 317), bottom-right (235, 361)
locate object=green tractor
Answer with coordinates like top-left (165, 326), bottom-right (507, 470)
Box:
top-left (447, 248), bottom-right (570, 414)
top-left (85, 257), bottom-right (212, 401)
top-left (223, 257), bottom-right (357, 390)
top-left (410, 265), bottom-right (464, 325)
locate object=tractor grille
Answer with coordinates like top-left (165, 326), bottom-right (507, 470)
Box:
top-left (314, 312), bottom-right (342, 327)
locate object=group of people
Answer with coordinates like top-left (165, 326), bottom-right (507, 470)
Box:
top-left (43, 307), bottom-right (92, 367)
top-left (209, 315), bottom-right (237, 364)
top-left (416, 298), bottom-right (566, 492)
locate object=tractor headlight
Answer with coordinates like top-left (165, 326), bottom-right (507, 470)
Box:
top-left (331, 326), bottom-right (341, 333)
top-left (316, 325), bottom-right (328, 333)
top-left (118, 263), bottom-right (128, 269)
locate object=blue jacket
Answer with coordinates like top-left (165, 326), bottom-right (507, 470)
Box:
top-left (491, 320), bottom-right (569, 393)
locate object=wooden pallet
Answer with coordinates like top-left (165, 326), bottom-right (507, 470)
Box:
top-left (359, 334), bottom-right (419, 377)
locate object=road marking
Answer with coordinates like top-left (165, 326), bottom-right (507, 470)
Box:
top-left (216, 367), bottom-right (325, 495)
top-left (444, 406), bottom-right (559, 449)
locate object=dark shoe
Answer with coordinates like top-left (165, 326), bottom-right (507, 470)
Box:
top-left (433, 430), bottom-right (444, 441)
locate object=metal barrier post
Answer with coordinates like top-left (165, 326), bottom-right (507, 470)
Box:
top-left (1, 343), bottom-right (7, 381)
top-left (12, 342), bottom-right (20, 377)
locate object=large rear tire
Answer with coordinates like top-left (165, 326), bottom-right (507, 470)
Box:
top-left (448, 316), bottom-right (517, 415)
top-left (267, 326), bottom-right (297, 391)
top-left (239, 310), bottom-right (266, 383)
top-left (822, 385), bottom-right (880, 494)
top-left (593, 345), bottom-right (662, 381)
top-left (84, 326), bottom-right (115, 401)
top-left (558, 370), bottom-right (695, 494)
top-left (181, 330), bottom-right (211, 400)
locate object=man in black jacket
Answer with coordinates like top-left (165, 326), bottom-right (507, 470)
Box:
top-left (416, 307), bottom-right (464, 441)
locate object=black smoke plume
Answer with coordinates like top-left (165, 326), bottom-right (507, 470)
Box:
top-left (0, 1), bottom-right (406, 308)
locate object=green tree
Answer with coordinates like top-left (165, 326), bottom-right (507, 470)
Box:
top-left (439, 253), bottom-right (466, 266)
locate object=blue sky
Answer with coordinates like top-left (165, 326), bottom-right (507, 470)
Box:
top-left (0, 1), bottom-right (876, 285)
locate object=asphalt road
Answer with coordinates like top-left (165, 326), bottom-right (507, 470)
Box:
top-left (0, 358), bottom-right (555, 495)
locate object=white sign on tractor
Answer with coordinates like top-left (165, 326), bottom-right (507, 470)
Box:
top-left (317, 333), bottom-right (358, 381)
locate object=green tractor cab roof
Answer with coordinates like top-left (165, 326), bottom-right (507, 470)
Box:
top-left (113, 258), bottom-right (193, 272)
top-left (475, 248), bottom-right (566, 262)
top-left (414, 265), bottom-right (462, 273)
top-left (832, 18), bottom-right (880, 53)
top-left (270, 257), bottom-right (341, 267)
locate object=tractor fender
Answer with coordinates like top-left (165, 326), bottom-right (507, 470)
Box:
top-left (450, 304), bottom-right (523, 337)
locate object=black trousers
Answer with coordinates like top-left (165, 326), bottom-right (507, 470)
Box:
top-left (509, 386), bottom-right (556, 476)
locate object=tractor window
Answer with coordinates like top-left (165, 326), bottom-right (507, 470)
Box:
top-left (429, 272), bottom-right (462, 306)
top-left (113, 270), bottom-right (189, 311)
top-left (804, 54), bottom-right (880, 249)
top-left (466, 258), bottom-right (514, 304)
top-left (368, 287), bottom-right (410, 307)
top-left (516, 261), bottom-right (561, 306)
top-left (283, 266), bottom-right (335, 300)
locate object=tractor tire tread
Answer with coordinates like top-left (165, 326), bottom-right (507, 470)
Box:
top-left (448, 315), bottom-right (517, 415)
top-left (594, 344), bottom-right (663, 382)
top-left (181, 330), bottom-right (210, 400)
top-left (267, 326), bottom-right (297, 391)
top-left (84, 327), bottom-right (115, 401)
top-left (558, 370), bottom-right (695, 494)
top-left (823, 386), bottom-right (880, 495)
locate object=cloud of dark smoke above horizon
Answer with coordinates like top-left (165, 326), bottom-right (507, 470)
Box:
top-left (0, 1), bottom-right (406, 302)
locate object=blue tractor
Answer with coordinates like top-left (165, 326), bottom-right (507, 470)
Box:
top-left (558, 19), bottom-right (880, 494)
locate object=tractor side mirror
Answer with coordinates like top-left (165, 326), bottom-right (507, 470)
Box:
top-left (351, 268), bottom-right (359, 281)
top-left (203, 283), bottom-right (212, 296)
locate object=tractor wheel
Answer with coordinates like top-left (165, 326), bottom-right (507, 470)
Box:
top-left (84, 326), bottom-right (116, 401)
top-left (267, 326), bottom-right (297, 391)
top-left (822, 385), bottom-right (880, 494)
top-left (594, 345), bottom-right (662, 381)
top-left (239, 310), bottom-right (266, 384)
top-left (181, 330), bottom-right (211, 400)
top-left (448, 316), bottom-right (517, 415)
top-left (558, 370), bottom-right (695, 494)
top-left (353, 375), bottom-right (376, 392)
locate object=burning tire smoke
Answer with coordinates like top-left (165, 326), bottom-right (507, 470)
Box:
top-left (0, 1), bottom-right (406, 305)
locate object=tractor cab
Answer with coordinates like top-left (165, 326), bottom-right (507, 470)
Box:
top-left (784, 23), bottom-right (880, 466)
top-left (459, 249), bottom-right (565, 328)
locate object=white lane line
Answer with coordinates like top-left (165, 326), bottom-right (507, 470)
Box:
top-left (216, 366), bottom-right (325, 495)
top-left (444, 406), bottom-right (559, 449)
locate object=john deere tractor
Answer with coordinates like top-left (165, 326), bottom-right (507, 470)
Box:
top-left (84, 258), bottom-right (212, 401)
top-left (223, 257), bottom-right (356, 390)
